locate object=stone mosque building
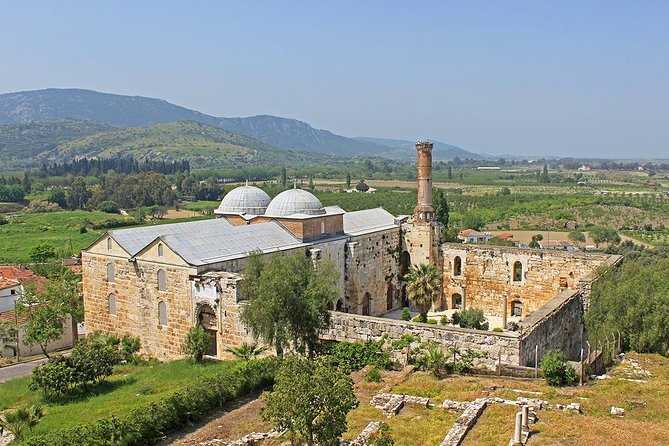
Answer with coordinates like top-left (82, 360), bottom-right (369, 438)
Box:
top-left (82, 142), bottom-right (620, 365)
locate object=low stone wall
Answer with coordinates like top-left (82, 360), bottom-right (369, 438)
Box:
top-left (518, 289), bottom-right (584, 366)
top-left (324, 312), bottom-right (521, 369)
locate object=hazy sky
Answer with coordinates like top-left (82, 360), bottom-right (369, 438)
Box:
top-left (1, 1), bottom-right (667, 158)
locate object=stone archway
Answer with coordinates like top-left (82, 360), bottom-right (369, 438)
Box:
top-left (386, 284), bottom-right (394, 311)
top-left (451, 293), bottom-right (462, 310)
top-left (196, 302), bottom-right (218, 357)
top-left (362, 292), bottom-right (371, 316)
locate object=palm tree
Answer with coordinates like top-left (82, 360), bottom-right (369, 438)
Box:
top-left (0, 405), bottom-right (44, 440)
top-left (404, 263), bottom-right (442, 318)
top-left (224, 342), bottom-right (268, 361)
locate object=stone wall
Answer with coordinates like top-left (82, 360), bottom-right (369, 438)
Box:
top-left (323, 312), bottom-right (521, 369)
top-left (82, 252), bottom-right (196, 360)
top-left (441, 244), bottom-right (616, 316)
top-left (518, 289), bottom-right (584, 366)
top-left (345, 227), bottom-right (402, 316)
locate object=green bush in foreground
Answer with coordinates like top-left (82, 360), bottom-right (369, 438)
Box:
top-left (24, 359), bottom-right (277, 446)
top-left (183, 326), bottom-right (212, 363)
top-left (400, 307), bottom-right (411, 321)
top-left (540, 350), bottom-right (577, 387)
top-left (319, 340), bottom-right (389, 372)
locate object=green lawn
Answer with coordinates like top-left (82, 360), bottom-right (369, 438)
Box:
top-left (0, 210), bottom-right (211, 264)
top-left (0, 359), bottom-right (240, 439)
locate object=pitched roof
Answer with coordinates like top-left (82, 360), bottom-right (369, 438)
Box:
top-left (108, 218), bottom-right (234, 256)
top-left (343, 208), bottom-right (399, 235)
top-left (458, 229), bottom-right (487, 237)
top-left (152, 221), bottom-right (306, 266)
top-left (0, 266), bottom-right (33, 282)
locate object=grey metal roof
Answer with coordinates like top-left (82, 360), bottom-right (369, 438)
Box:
top-left (265, 188), bottom-right (326, 217)
top-left (343, 208), bottom-right (399, 235)
top-left (109, 218), bottom-right (234, 256)
top-left (159, 221), bottom-right (305, 266)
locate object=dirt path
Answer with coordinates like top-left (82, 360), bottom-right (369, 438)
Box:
top-left (161, 390), bottom-right (274, 446)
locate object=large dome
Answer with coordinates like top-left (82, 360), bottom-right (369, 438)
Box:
top-left (216, 185), bottom-right (271, 215)
top-left (265, 188), bottom-right (326, 217)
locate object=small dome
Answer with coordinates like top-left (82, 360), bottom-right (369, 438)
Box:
top-left (265, 188), bottom-right (326, 217)
top-left (216, 185), bottom-right (271, 215)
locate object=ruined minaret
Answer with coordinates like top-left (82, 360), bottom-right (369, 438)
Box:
top-left (414, 141), bottom-right (434, 223)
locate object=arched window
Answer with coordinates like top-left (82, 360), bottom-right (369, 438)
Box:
top-left (453, 256), bottom-right (462, 276)
top-left (107, 238), bottom-right (112, 250)
top-left (452, 293), bottom-right (462, 309)
top-left (108, 293), bottom-right (116, 315)
top-left (106, 262), bottom-right (115, 282)
top-left (158, 301), bottom-right (168, 326)
top-left (157, 269), bottom-right (167, 292)
top-left (513, 261), bottom-right (523, 282)
top-left (157, 243), bottom-right (163, 257)
top-left (511, 300), bottom-right (523, 317)
top-left (386, 284), bottom-right (394, 311)
top-left (320, 221), bottom-right (325, 234)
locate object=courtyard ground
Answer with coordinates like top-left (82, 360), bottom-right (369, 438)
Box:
top-left (162, 352), bottom-right (669, 446)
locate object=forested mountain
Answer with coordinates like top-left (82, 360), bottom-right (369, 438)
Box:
top-left (0, 88), bottom-right (480, 160)
top-left (0, 120), bottom-right (336, 168)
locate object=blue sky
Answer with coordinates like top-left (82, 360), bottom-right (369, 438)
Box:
top-left (1, 1), bottom-right (667, 158)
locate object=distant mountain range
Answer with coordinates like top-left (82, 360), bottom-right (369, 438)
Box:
top-left (0, 88), bottom-right (483, 166)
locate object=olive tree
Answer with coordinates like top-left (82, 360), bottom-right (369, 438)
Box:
top-left (261, 355), bottom-right (357, 445)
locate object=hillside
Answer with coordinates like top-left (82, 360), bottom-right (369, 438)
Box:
top-left (0, 119), bottom-right (117, 167)
top-left (53, 121), bottom-right (335, 168)
top-left (355, 136), bottom-right (484, 161)
top-left (0, 88), bottom-right (480, 160)
top-left (0, 120), bottom-right (336, 168)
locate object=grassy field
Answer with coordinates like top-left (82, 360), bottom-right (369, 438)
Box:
top-left (0, 359), bottom-right (240, 440)
top-left (0, 210), bottom-right (211, 264)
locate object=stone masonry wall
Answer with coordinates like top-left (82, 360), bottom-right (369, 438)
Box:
top-left (345, 227), bottom-right (402, 316)
top-left (324, 312), bottom-right (521, 369)
top-left (82, 252), bottom-right (195, 360)
top-left (518, 289), bottom-right (584, 366)
top-left (441, 244), bottom-right (615, 316)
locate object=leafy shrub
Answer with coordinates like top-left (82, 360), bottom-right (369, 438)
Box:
top-left (390, 334), bottom-right (417, 350)
top-left (29, 243), bottom-right (57, 262)
top-left (97, 200), bottom-right (120, 214)
top-left (368, 422), bottom-right (394, 446)
top-left (120, 335), bottom-right (141, 362)
top-left (25, 359), bottom-right (277, 446)
top-left (30, 356), bottom-right (74, 399)
top-left (451, 311), bottom-right (461, 325)
top-left (412, 314), bottom-right (427, 323)
top-left (458, 308), bottom-right (489, 330)
top-left (400, 307), bottom-right (411, 321)
top-left (492, 327), bottom-right (504, 332)
top-left (25, 200), bottom-right (60, 213)
top-left (319, 340), bottom-right (389, 372)
top-left (427, 318), bottom-right (437, 325)
top-left (365, 366), bottom-right (383, 383)
top-left (540, 350), bottom-right (577, 386)
top-left (417, 343), bottom-right (449, 377)
top-left (0, 404), bottom-right (44, 440)
top-left (183, 326), bottom-right (212, 363)
top-left (439, 315), bottom-right (450, 325)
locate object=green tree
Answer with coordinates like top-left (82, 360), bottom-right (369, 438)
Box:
top-left (281, 167), bottom-right (287, 187)
top-left (589, 225), bottom-right (621, 248)
top-left (355, 180), bottom-right (369, 192)
top-left (183, 325), bottom-right (212, 363)
top-left (47, 188), bottom-right (67, 208)
top-left (404, 263), bottom-right (442, 318)
top-left (433, 188), bottom-right (449, 228)
top-left (240, 253), bottom-right (338, 356)
top-left (66, 178), bottom-right (91, 210)
top-left (457, 308), bottom-right (489, 330)
top-left (261, 355), bottom-right (356, 446)
top-left (307, 176), bottom-right (315, 191)
top-left (568, 230), bottom-right (586, 245)
top-left (529, 233), bottom-right (544, 249)
top-left (22, 171), bottom-right (31, 194)
top-left (540, 164), bottom-right (550, 183)
top-left (29, 243), bottom-right (57, 262)
top-left (447, 164), bottom-right (453, 180)
top-left (97, 200), bottom-right (120, 214)
top-left (461, 213), bottom-right (483, 231)
top-left (345, 172), bottom-right (352, 189)
top-left (21, 304), bottom-right (64, 358)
